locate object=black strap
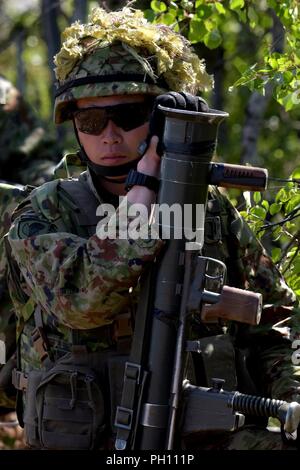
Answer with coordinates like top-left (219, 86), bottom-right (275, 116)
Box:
top-left (55, 74), bottom-right (165, 97)
top-left (125, 170), bottom-right (160, 193)
top-left (59, 177), bottom-right (100, 237)
top-left (115, 262), bottom-right (158, 450)
top-left (31, 305), bottom-right (53, 363)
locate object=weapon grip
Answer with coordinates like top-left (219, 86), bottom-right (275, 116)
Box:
top-left (201, 285), bottom-right (262, 325)
top-left (210, 163), bottom-right (268, 191)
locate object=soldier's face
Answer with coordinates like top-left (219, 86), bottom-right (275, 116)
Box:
top-left (74, 94), bottom-right (149, 167)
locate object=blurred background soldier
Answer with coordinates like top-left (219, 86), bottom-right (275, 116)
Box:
top-left (0, 75), bottom-right (60, 186)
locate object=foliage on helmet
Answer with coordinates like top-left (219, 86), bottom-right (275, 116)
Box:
top-left (54, 7), bottom-right (213, 94)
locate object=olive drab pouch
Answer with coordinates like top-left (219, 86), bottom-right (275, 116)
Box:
top-left (24, 352), bottom-right (106, 450)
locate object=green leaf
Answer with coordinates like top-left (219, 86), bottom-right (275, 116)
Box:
top-left (272, 226), bottom-right (283, 241)
top-left (203, 29), bottom-right (222, 49)
top-left (270, 202), bottom-right (282, 215)
top-left (271, 247), bottom-right (282, 263)
top-left (292, 258), bottom-right (300, 275)
top-left (247, 6), bottom-right (258, 28)
top-left (253, 192), bottom-right (261, 204)
top-left (150, 1), bottom-right (167, 13)
top-left (268, 57), bottom-right (278, 69)
top-left (232, 57), bottom-right (248, 73)
top-left (159, 12), bottom-right (177, 25)
top-left (237, 8), bottom-right (247, 23)
top-left (144, 9), bottom-right (156, 22)
top-left (229, 0), bottom-right (245, 10)
top-left (275, 188), bottom-right (290, 203)
top-left (286, 195), bottom-right (300, 213)
top-left (239, 210), bottom-right (248, 218)
top-left (291, 167), bottom-right (300, 180)
top-left (262, 200), bottom-right (269, 211)
top-left (283, 71), bottom-right (294, 83)
top-left (188, 17), bottom-right (207, 43)
top-left (285, 221), bottom-right (296, 231)
top-left (251, 206), bottom-right (267, 219)
top-left (280, 92), bottom-right (299, 111)
top-left (215, 3), bottom-right (226, 15)
top-left (195, 4), bottom-right (212, 20)
top-left (267, 0), bottom-right (277, 10)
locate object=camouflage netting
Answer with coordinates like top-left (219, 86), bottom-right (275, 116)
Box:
top-left (53, 7), bottom-right (213, 123)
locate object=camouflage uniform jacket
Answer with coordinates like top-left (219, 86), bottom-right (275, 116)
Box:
top-left (5, 170), bottom-right (300, 407)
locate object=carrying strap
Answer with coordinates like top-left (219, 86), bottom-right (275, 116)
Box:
top-left (13, 303), bottom-right (53, 395)
top-left (59, 176), bottom-right (101, 237)
top-left (115, 263), bottom-right (157, 450)
top-left (31, 305), bottom-right (53, 363)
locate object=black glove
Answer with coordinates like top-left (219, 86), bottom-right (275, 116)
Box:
top-left (147, 92), bottom-right (209, 156)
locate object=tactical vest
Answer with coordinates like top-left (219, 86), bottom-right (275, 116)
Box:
top-left (7, 174), bottom-right (246, 449)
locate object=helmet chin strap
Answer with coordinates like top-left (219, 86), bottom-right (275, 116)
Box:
top-left (73, 119), bottom-right (145, 181)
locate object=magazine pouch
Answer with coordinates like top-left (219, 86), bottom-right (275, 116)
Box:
top-left (24, 352), bottom-right (106, 449)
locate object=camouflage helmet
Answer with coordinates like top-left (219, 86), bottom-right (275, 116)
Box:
top-left (53, 7), bottom-right (213, 124)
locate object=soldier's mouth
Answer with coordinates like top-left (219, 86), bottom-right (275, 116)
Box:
top-left (102, 155), bottom-right (127, 162)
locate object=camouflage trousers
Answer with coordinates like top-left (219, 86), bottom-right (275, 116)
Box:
top-left (183, 426), bottom-right (298, 450)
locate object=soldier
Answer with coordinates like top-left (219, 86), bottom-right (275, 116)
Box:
top-left (3, 7), bottom-right (300, 450)
top-left (0, 75), bottom-right (60, 186)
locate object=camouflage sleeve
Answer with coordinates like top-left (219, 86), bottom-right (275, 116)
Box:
top-left (7, 197), bottom-right (163, 330)
top-left (216, 188), bottom-right (300, 402)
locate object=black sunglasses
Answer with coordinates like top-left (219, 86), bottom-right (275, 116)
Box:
top-left (73, 101), bottom-right (153, 135)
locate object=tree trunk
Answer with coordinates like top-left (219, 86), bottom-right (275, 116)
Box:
top-left (211, 46), bottom-right (227, 147)
top-left (40, 0), bottom-right (61, 101)
top-left (240, 10), bottom-right (285, 166)
top-left (72, 0), bottom-right (88, 23)
top-left (40, 0), bottom-right (63, 140)
top-left (15, 30), bottom-right (26, 95)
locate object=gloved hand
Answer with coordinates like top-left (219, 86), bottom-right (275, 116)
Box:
top-left (148, 92), bottom-right (209, 155)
